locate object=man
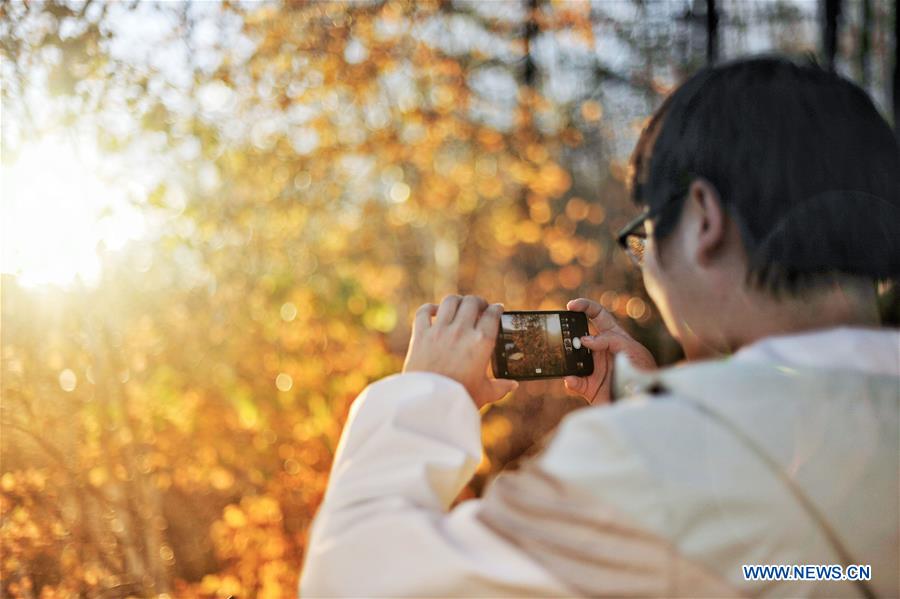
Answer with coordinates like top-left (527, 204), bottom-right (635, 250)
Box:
top-left (300, 56), bottom-right (899, 597)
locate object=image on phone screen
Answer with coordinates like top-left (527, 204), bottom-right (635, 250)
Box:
top-left (501, 313), bottom-right (565, 376)
top-left (492, 310), bottom-right (594, 380)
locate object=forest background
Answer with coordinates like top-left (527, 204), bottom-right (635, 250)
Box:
top-left (2, 0), bottom-right (898, 596)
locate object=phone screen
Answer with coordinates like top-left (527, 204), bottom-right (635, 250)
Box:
top-left (492, 311), bottom-right (594, 380)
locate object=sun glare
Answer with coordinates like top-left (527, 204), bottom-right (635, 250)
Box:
top-left (1, 135), bottom-right (146, 288)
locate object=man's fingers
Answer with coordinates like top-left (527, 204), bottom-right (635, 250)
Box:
top-left (566, 297), bottom-right (594, 312)
top-left (454, 295), bottom-right (489, 330)
top-left (567, 297), bottom-right (604, 318)
top-left (475, 302), bottom-right (503, 341)
top-left (413, 303), bottom-right (438, 335)
top-left (435, 294), bottom-right (462, 326)
top-left (567, 297), bottom-right (621, 333)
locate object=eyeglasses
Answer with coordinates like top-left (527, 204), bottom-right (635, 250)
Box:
top-left (615, 192), bottom-right (683, 268)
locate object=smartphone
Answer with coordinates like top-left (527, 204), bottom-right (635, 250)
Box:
top-left (492, 310), bottom-right (594, 380)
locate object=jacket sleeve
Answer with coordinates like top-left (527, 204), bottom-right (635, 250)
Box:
top-left (298, 371), bottom-right (572, 597)
top-left (299, 372), bottom-right (733, 597)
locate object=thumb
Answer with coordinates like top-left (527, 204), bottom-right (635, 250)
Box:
top-left (580, 331), bottom-right (629, 354)
top-left (490, 378), bottom-right (519, 400)
top-left (564, 375), bottom-right (585, 394)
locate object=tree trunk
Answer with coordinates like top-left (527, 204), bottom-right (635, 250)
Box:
top-left (524, 0), bottom-right (539, 88)
top-left (859, 0), bottom-right (871, 86)
top-left (893, 0), bottom-right (899, 144)
top-left (706, 0), bottom-right (719, 65)
top-left (823, 0), bottom-right (843, 71)
top-left (516, 0), bottom-right (543, 284)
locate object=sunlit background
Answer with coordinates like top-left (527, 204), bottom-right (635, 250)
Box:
top-left (1, 134), bottom-right (148, 287)
top-left (2, 0), bottom-right (897, 596)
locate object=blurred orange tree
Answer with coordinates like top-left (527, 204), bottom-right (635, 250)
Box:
top-left (0, 0), bottom-right (785, 596)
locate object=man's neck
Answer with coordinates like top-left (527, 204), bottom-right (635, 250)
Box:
top-left (685, 281), bottom-right (880, 360)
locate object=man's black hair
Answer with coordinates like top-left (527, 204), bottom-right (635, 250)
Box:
top-left (628, 54), bottom-right (900, 294)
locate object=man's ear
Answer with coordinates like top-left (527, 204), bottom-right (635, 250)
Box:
top-left (687, 178), bottom-right (726, 267)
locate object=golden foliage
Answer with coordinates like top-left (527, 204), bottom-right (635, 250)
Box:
top-left (0, 1), bottom-right (661, 596)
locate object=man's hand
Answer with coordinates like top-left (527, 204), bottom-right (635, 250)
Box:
top-left (403, 295), bottom-right (519, 409)
top-left (563, 297), bottom-right (656, 405)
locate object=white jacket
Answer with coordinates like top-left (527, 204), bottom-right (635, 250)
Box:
top-left (300, 327), bottom-right (900, 597)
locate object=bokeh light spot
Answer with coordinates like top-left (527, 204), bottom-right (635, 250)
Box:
top-left (626, 296), bottom-right (647, 320)
top-left (280, 302), bottom-right (298, 322)
top-left (275, 373), bottom-right (293, 392)
top-left (59, 369), bottom-right (77, 392)
top-left (389, 182), bottom-right (410, 203)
